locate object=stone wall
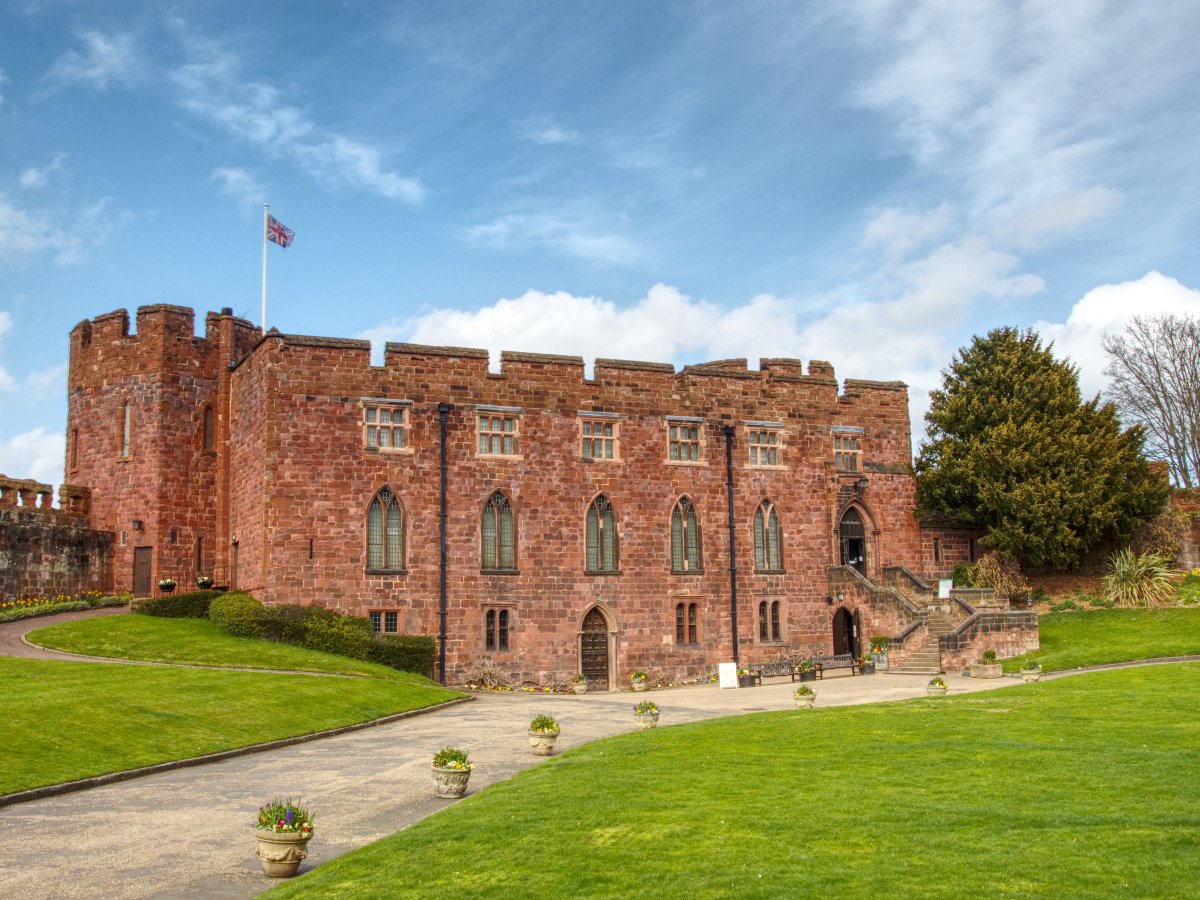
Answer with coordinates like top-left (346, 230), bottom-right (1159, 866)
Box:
top-left (938, 610), bottom-right (1040, 671)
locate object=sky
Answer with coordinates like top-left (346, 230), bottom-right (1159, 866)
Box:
top-left (3, 0), bottom-right (1200, 486)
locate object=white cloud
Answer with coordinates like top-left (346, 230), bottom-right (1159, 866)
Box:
top-left (0, 427), bottom-right (64, 485)
top-left (1002, 186), bottom-right (1121, 248)
top-left (211, 167), bottom-right (264, 208)
top-left (463, 210), bottom-right (640, 266)
top-left (862, 204), bottom-right (953, 262)
top-left (0, 194), bottom-right (125, 266)
top-left (19, 153), bottom-right (69, 190)
top-left (514, 116), bottom-right (580, 145)
top-left (170, 28), bottom-right (423, 203)
top-left (1035, 271), bottom-right (1200, 399)
top-left (0, 68), bottom-right (7, 107)
top-left (42, 30), bottom-right (139, 91)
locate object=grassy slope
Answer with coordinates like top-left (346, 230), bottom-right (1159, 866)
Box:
top-left (270, 665), bottom-right (1200, 899)
top-left (0, 656), bottom-right (459, 795)
top-left (1004, 607), bottom-right (1200, 672)
top-left (28, 615), bottom-right (408, 679)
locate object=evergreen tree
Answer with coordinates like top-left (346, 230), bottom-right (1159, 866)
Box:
top-left (915, 327), bottom-right (1167, 569)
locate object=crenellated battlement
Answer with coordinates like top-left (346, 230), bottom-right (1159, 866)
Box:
top-left (0, 475), bottom-right (90, 519)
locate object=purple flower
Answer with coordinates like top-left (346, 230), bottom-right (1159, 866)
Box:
top-left (285, 809), bottom-right (294, 824)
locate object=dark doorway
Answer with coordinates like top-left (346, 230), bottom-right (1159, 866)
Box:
top-left (580, 608), bottom-right (610, 690)
top-left (839, 508), bottom-right (866, 574)
top-left (132, 547), bottom-right (152, 597)
top-left (832, 607), bottom-right (856, 656)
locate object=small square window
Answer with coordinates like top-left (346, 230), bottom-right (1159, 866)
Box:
top-left (479, 415), bottom-right (519, 456)
top-left (835, 434), bottom-right (861, 472)
top-left (369, 611), bottom-right (382, 632)
top-left (581, 420), bottom-right (618, 460)
top-left (364, 403), bottom-right (408, 451)
top-left (668, 423), bottom-right (702, 462)
top-left (748, 429), bottom-right (781, 466)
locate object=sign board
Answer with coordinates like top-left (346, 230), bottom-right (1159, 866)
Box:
top-left (718, 661), bottom-right (739, 689)
top-left (938, 578), bottom-right (952, 599)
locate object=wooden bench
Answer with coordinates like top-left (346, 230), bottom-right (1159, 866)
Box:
top-left (812, 653), bottom-right (860, 678)
top-left (748, 660), bottom-right (798, 685)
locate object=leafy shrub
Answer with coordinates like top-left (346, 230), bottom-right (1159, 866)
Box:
top-left (256, 604), bottom-right (340, 645)
top-left (951, 563), bottom-right (976, 587)
top-left (1030, 588), bottom-right (1049, 603)
top-left (208, 592), bottom-right (265, 638)
top-left (1087, 595), bottom-right (1115, 609)
top-left (0, 600), bottom-right (91, 623)
top-left (1048, 599), bottom-right (1079, 612)
top-left (301, 615), bottom-right (372, 660)
top-left (1103, 549), bottom-right (1176, 608)
top-left (132, 589), bottom-right (223, 619)
top-left (368, 634), bottom-right (436, 676)
top-left (981, 649), bottom-right (997, 664)
top-left (1178, 578), bottom-right (1200, 606)
top-left (1131, 508), bottom-right (1190, 562)
top-left (972, 551), bottom-right (1031, 600)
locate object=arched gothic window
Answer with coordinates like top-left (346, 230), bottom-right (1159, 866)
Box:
top-left (586, 494), bottom-right (618, 573)
top-left (753, 500), bottom-right (783, 572)
top-left (670, 496), bottom-right (701, 572)
top-left (481, 491), bottom-right (516, 571)
top-left (366, 487), bottom-right (404, 571)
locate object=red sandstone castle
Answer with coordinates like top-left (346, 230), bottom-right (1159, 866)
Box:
top-left (61, 304), bottom-right (1036, 685)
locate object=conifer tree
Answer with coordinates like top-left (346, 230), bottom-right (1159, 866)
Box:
top-left (915, 327), bottom-right (1167, 569)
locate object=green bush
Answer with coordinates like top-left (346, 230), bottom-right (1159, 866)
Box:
top-left (258, 604), bottom-right (318, 645)
top-left (301, 616), bottom-right (372, 660)
top-left (0, 600), bottom-right (91, 624)
top-left (132, 589), bottom-right (224, 619)
top-left (1178, 579), bottom-right (1200, 606)
top-left (209, 592), bottom-right (265, 638)
top-left (951, 563), bottom-right (976, 587)
top-left (972, 551), bottom-right (1030, 600)
top-left (1103, 549), bottom-right (1175, 608)
top-left (1049, 599), bottom-right (1079, 612)
top-left (369, 634), bottom-right (437, 676)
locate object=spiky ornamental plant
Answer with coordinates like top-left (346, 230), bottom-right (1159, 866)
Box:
top-left (1103, 549), bottom-right (1176, 608)
top-left (915, 327), bottom-right (1168, 570)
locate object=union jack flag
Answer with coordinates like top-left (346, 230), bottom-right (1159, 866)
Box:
top-left (266, 214), bottom-right (295, 248)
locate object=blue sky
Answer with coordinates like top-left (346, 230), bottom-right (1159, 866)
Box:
top-left (3, 0), bottom-right (1200, 485)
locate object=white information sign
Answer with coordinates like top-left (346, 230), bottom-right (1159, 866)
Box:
top-left (938, 578), bottom-right (953, 599)
top-left (718, 661), bottom-right (739, 689)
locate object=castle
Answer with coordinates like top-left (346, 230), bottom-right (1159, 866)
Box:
top-left (48, 303), bottom-right (1037, 685)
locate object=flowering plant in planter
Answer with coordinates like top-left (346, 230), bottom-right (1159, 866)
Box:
top-left (793, 685), bottom-right (815, 698)
top-left (1020, 660), bottom-right (1043, 672)
top-left (870, 636), bottom-right (889, 653)
top-left (980, 649), bottom-right (998, 664)
top-left (529, 714), bottom-right (560, 734)
top-left (629, 671), bottom-right (648, 683)
top-left (633, 699), bottom-right (658, 715)
top-left (256, 798), bottom-right (314, 835)
top-left (432, 748), bottom-right (473, 771)
top-left (196, 575), bottom-right (214, 589)
top-left (928, 676), bottom-right (947, 690)
top-left (571, 673), bottom-right (588, 683)
top-left (158, 578), bottom-right (176, 591)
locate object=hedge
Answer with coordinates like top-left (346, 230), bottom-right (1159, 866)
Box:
top-left (209, 592), bottom-right (265, 638)
top-left (302, 615), bottom-right (372, 660)
top-left (131, 589), bottom-right (224, 619)
top-left (369, 634), bottom-right (436, 677)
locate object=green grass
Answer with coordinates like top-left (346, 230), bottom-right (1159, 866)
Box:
top-left (0, 656), bottom-right (460, 796)
top-left (1003, 607), bottom-right (1200, 672)
top-left (269, 665), bottom-right (1200, 899)
top-left (27, 615), bottom-right (409, 679)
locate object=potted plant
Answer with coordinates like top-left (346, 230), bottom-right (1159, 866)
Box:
top-left (632, 699), bottom-right (660, 729)
top-left (629, 671), bottom-right (648, 692)
top-left (196, 574), bottom-right (214, 589)
top-left (793, 685), bottom-right (816, 708)
top-left (926, 676), bottom-right (948, 696)
top-left (970, 649), bottom-right (1003, 679)
top-left (795, 658), bottom-right (817, 683)
top-left (571, 673), bottom-right (589, 694)
top-left (1020, 661), bottom-right (1044, 683)
top-left (254, 798), bottom-right (314, 878)
top-left (528, 714), bottom-right (560, 756)
top-left (158, 577), bottom-right (176, 594)
top-left (869, 636), bottom-right (889, 669)
top-left (431, 747), bottom-right (473, 798)
top-left (736, 667), bottom-right (757, 688)
top-left (856, 655), bottom-right (875, 675)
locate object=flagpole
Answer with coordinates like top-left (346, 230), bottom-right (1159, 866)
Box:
top-left (261, 203), bottom-right (269, 331)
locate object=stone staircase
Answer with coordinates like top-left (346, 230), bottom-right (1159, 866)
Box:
top-left (886, 610), bottom-right (958, 675)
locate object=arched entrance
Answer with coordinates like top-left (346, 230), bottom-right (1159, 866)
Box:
top-left (580, 607), bottom-right (611, 690)
top-left (832, 607), bottom-right (859, 657)
top-left (839, 508), bottom-right (866, 574)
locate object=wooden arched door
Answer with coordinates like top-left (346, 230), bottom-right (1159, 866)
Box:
top-left (832, 607), bottom-right (855, 656)
top-left (580, 608), bottom-right (610, 691)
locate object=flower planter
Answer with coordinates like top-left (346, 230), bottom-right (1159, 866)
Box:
top-left (926, 685), bottom-right (948, 696)
top-left (737, 674), bottom-right (757, 688)
top-left (528, 730), bottom-right (559, 756)
top-left (255, 831), bottom-right (312, 878)
top-left (431, 765), bottom-right (471, 798)
top-left (631, 680), bottom-right (647, 692)
top-left (793, 695), bottom-right (815, 709)
top-left (633, 710), bottom-right (660, 729)
top-left (797, 669), bottom-right (817, 683)
top-left (572, 683), bottom-right (588, 694)
top-left (970, 663), bottom-right (1004, 679)
top-left (159, 584), bottom-right (176, 594)
top-left (1021, 670), bottom-right (1042, 683)
top-left (859, 662), bottom-right (876, 675)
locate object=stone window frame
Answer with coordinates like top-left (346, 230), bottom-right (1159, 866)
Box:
top-left (476, 405), bottom-right (523, 458)
top-left (481, 489), bottom-right (517, 573)
top-left (365, 486), bottom-right (406, 573)
top-left (746, 421), bottom-right (785, 468)
top-left (674, 601), bottom-right (699, 645)
top-left (362, 398), bottom-right (413, 453)
top-left (753, 499), bottom-right (784, 573)
top-left (485, 607), bottom-right (511, 652)
top-left (585, 493), bottom-right (620, 574)
top-left (578, 411), bottom-right (622, 462)
top-left (670, 495), bottom-right (703, 574)
top-left (119, 401), bottom-right (133, 459)
top-left (758, 600), bottom-right (783, 642)
top-left (369, 609), bottom-right (402, 634)
top-left (666, 416), bottom-right (706, 465)
top-left (833, 426), bottom-right (864, 473)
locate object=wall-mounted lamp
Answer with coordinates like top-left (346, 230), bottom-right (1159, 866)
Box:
top-left (825, 595), bottom-right (834, 605)
top-left (132, 519), bottom-right (143, 531)
top-left (837, 591), bottom-right (845, 603)
top-left (858, 476), bottom-right (869, 488)
top-left (230, 534), bottom-right (237, 544)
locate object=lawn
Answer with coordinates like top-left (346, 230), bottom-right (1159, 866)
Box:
top-left (1003, 607), bottom-right (1200, 672)
top-left (0, 658), bottom-right (460, 796)
top-left (269, 664), bottom-right (1200, 899)
top-left (27, 614), bottom-right (410, 679)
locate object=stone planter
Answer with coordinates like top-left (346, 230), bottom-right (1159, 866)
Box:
top-left (572, 682), bottom-right (588, 694)
top-left (926, 685), bottom-right (948, 696)
top-left (1021, 670), bottom-right (1043, 683)
top-left (871, 652), bottom-right (889, 670)
top-left (631, 680), bottom-right (647, 692)
top-left (793, 694), bottom-right (815, 709)
top-left (633, 710), bottom-right (660, 729)
top-left (737, 674), bottom-right (757, 688)
top-left (431, 765), bottom-right (471, 799)
top-left (255, 830), bottom-right (312, 878)
top-left (528, 729), bottom-right (559, 756)
top-left (970, 663), bottom-right (1004, 679)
